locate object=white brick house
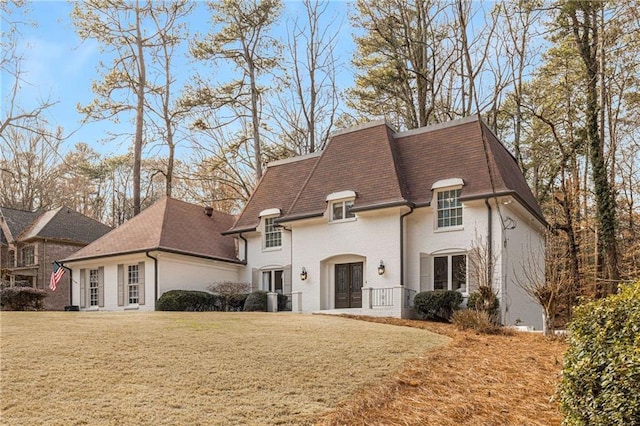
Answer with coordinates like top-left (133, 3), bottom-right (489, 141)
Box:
top-left (62, 115), bottom-right (546, 329)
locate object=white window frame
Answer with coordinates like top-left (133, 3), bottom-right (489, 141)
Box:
top-left (89, 269), bottom-right (100, 307)
top-left (432, 253), bottom-right (467, 294)
top-left (127, 264), bottom-right (139, 305)
top-left (330, 199), bottom-right (355, 222)
top-left (435, 188), bottom-right (463, 230)
top-left (263, 216), bottom-right (281, 250)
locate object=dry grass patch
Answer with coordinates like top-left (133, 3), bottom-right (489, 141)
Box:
top-left (0, 312), bottom-right (448, 425)
top-left (315, 315), bottom-right (567, 426)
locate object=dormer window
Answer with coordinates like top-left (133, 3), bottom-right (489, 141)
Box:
top-left (432, 178), bottom-right (464, 230)
top-left (326, 190), bottom-right (357, 223)
top-left (437, 189), bottom-right (462, 228)
top-left (259, 208), bottom-right (282, 250)
top-left (264, 217), bottom-right (281, 248)
top-left (332, 200), bottom-right (355, 221)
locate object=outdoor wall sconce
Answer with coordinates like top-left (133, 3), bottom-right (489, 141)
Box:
top-left (300, 267), bottom-right (307, 281)
top-left (377, 260), bottom-right (385, 275)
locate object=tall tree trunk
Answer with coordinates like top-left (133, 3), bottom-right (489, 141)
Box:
top-left (133, 0), bottom-right (146, 215)
top-left (568, 2), bottom-right (620, 291)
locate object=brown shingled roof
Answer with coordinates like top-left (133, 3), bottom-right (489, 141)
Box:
top-left (286, 121), bottom-right (407, 219)
top-left (225, 115), bottom-right (544, 232)
top-left (63, 197), bottom-right (239, 263)
top-left (226, 153), bottom-right (321, 232)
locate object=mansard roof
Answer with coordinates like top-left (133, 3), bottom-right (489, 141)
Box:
top-left (225, 115), bottom-right (544, 233)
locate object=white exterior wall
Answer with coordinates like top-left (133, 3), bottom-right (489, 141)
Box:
top-left (288, 208), bottom-right (402, 312)
top-left (238, 221), bottom-right (292, 285)
top-left (500, 204), bottom-right (545, 330)
top-left (68, 252), bottom-right (241, 312)
top-left (156, 252), bottom-right (241, 295)
top-left (405, 199), bottom-right (494, 295)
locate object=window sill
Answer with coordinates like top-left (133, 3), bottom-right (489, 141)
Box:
top-left (434, 225), bottom-right (464, 233)
top-left (262, 246), bottom-right (282, 253)
top-left (124, 305), bottom-right (140, 310)
top-left (329, 217), bottom-right (357, 224)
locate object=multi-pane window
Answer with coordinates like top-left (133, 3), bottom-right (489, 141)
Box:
top-left (433, 254), bottom-right (467, 292)
top-left (21, 246), bottom-right (35, 265)
top-left (89, 269), bottom-right (99, 306)
top-left (128, 264), bottom-right (139, 304)
top-left (437, 189), bottom-right (463, 228)
top-left (331, 200), bottom-right (355, 221)
top-left (264, 217), bottom-right (281, 248)
top-left (262, 270), bottom-right (284, 293)
top-left (8, 250), bottom-right (15, 267)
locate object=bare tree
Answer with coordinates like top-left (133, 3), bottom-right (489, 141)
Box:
top-left (209, 281), bottom-right (251, 312)
top-left (516, 233), bottom-right (571, 336)
top-left (272, 0), bottom-right (340, 154)
top-left (190, 0), bottom-right (282, 180)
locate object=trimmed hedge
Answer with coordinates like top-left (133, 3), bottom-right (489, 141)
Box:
top-left (414, 290), bottom-right (463, 322)
top-left (0, 287), bottom-right (47, 311)
top-left (559, 281), bottom-right (640, 425)
top-left (156, 290), bottom-right (222, 311)
top-left (243, 290), bottom-right (268, 312)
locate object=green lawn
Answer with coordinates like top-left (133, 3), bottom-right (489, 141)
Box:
top-left (0, 312), bottom-right (449, 425)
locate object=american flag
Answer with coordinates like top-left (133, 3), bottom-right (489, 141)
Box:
top-left (49, 261), bottom-right (65, 291)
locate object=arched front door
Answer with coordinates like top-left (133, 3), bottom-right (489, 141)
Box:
top-left (335, 262), bottom-right (363, 308)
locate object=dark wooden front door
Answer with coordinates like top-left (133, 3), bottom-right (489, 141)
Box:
top-left (335, 262), bottom-right (363, 308)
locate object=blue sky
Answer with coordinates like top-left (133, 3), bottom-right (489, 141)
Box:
top-left (4, 1), bottom-right (355, 157)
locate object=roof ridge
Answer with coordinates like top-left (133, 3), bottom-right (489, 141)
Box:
top-left (267, 151), bottom-right (322, 168)
top-left (285, 151), bottom-right (323, 217)
top-left (394, 114), bottom-right (480, 138)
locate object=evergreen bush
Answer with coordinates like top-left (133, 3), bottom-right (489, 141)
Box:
top-left (243, 290), bottom-right (268, 312)
top-left (413, 290), bottom-right (463, 322)
top-left (0, 287), bottom-right (47, 311)
top-left (559, 281), bottom-right (640, 425)
top-left (156, 290), bottom-right (222, 311)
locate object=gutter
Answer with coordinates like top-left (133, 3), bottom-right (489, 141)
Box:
top-left (145, 251), bottom-right (159, 305)
top-left (239, 233), bottom-right (248, 264)
top-left (399, 204), bottom-right (415, 286)
top-left (61, 247), bottom-right (245, 265)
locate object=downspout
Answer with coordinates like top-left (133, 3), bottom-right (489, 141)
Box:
top-left (145, 251), bottom-right (159, 307)
top-left (484, 199), bottom-right (493, 286)
top-left (399, 205), bottom-right (415, 286)
top-left (239, 233), bottom-right (248, 264)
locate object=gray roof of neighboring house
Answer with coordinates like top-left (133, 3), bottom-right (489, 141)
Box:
top-left (63, 197), bottom-right (240, 264)
top-left (0, 206), bottom-right (110, 245)
top-left (225, 115), bottom-right (545, 233)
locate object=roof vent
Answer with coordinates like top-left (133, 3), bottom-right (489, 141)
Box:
top-left (204, 206), bottom-right (213, 217)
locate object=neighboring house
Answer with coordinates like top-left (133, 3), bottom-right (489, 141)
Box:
top-left (0, 206), bottom-right (111, 310)
top-left (225, 115), bottom-right (547, 329)
top-left (60, 115), bottom-right (547, 329)
top-left (61, 197), bottom-right (242, 312)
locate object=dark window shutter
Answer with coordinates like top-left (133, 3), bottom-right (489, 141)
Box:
top-left (251, 268), bottom-right (259, 292)
top-left (117, 264), bottom-right (124, 306)
top-left (138, 261), bottom-right (145, 305)
top-left (98, 267), bottom-right (105, 307)
top-left (283, 265), bottom-right (292, 294)
top-left (79, 268), bottom-right (86, 308)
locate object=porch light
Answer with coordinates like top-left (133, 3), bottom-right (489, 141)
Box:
top-left (300, 267), bottom-right (308, 281)
top-left (377, 260), bottom-right (385, 275)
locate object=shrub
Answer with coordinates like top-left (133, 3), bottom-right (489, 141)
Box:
top-left (277, 293), bottom-right (289, 311)
top-left (559, 281), bottom-right (640, 425)
top-left (451, 309), bottom-right (501, 334)
top-left (156, 290), bottom-right (221, 311)
top-left (413, 290), bottom-right (463, 322)
top-left (243, 290), bottom-right (268, 312)
top-left (208, 282), bottom-right (251, 312)
top-left (467, 286), bottom-right (500, 322)
top-left (0, 287), bottom-right (47, 311)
